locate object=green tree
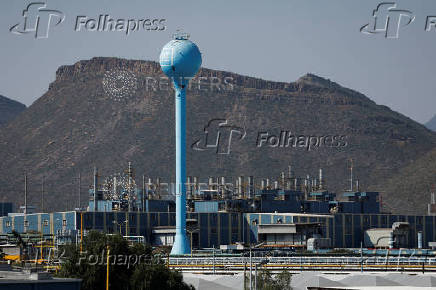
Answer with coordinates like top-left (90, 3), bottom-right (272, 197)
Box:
top-left (248, 268), bottom-right (292, 290)
top-left (57, 231), bottom-right (193, 290)
top-left (275, 270), bottom-right (292, 290)
top-left (130, 263), bottom-right (194, 290)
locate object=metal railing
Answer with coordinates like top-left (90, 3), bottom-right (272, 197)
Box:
top-left (168, 255), bottom-right (436, 272)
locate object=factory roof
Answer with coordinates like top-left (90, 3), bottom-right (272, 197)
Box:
top-left (259, 212), bottom-right (333, 218)
top-left (290, 272), bottom-right (436, 290)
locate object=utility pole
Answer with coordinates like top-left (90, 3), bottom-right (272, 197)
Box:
top-left (80, 212), bottom-right (83, 253)
top-left (244, 262), bottom-right (247, 289)
top-left (24, 174), bottom-right (28, 215)
top-left (254, 264), bottom-right (257, 290)
top-left (40, 220), bottom-right (44, 262)
top-left (190, 231), bottom-right (193, 258)
top-left (93, 167), bottom-right (98, 212)
top-left (125, 216), bottom-right (128, 237)
top-left (360, 241), bottom-right (363, 273)
top-left (213, 246), bottom-right (215, 274)
top-left (106, 244), bottom-right (110, 290)
top-left (41, 176), bottom-right (44, 213)
top-left (249, 247), bottom-right (252, 290)
top-left (78, 173), bottom-right (81, 210)
top-left (128, 162), bottom-right (132, 212)
top-left (142, 175), bottom-right (145, 212)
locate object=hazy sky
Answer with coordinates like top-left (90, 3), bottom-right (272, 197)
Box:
top-left (1, 0), bottom-right (435, 123)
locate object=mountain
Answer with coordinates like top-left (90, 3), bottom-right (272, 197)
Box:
top-left (0, 95), bottom-right (26, 125)
top-left (425, 115), bottom-right (436, 131)
top-left (0, 57), bottom-right (435, 214)
top-left (379, 146), bottom-right (436, 215)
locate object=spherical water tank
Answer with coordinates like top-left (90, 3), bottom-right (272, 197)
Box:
top-left (159, 38), bottom-right (202, 81)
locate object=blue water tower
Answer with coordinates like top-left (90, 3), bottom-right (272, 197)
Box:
top-left (159, 32), bottom-right (202, 255)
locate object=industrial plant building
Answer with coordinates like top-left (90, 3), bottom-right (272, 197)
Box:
top-left (0, 210), bottom-right (434, 250)
top-left (2, 164), bottom-right (434, 251)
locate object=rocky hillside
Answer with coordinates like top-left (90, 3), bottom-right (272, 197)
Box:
top-left (0, 57), bottom-right (435, 213)
top-left (425, 115), bottom-right (436, 131)
top-left (0, 95), bottom-right (26, 125)
top-left (379, 146), bottom-right (436, 215)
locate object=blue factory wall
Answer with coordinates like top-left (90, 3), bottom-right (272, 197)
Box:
top-left (89, 199), bottom-right (175, 213)
top-left (193, 190), bottom-right (380, 214)
top-left (0, 203), bottom-right (13, 217)
top-left (1, 211), bottom-right (434, 249)
top-left (0, 212), bottom-right (77, 236)
top-left (194, 201), bottom-right (222, 213)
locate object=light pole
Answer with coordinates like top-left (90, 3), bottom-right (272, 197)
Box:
top-left (186, 219), bottom-right (199, 257)
top-left (106, 244), bottom-right (110, 290)
top-left (254, 264), bottom-right (257, 290)
top-left (40, 219), bottom-right (47, 262)
top-left (213, 246), bottom-right (215, 274)
top-left (254, 259), bottom-right (269, 290)
top-left (55, 218), bottom-right (61, 252)
top-left (112, 220), bottom-right (127, 236)
top-left (249, 247), bottom-right (252, 290)
top-left (41, 176), bottom-right (44, 213)
top-left (80, 212), bottom-right (83, 252)
top-left (41, 220), bottom-right (44, 261)
top-left (71, 174), bottom-right (82, 210)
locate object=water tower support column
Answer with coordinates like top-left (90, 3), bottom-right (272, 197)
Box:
top-left (159, 32), bottom-right (201, 255)
top-left (172, 82), bottom-right (190, 255)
